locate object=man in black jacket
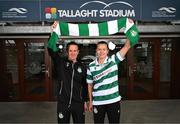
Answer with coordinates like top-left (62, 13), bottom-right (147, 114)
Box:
top-left (48, 41), bottom-right (88, 123)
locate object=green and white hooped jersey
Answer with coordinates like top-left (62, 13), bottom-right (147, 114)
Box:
top-left (87, 52), bottom-right (124, 105)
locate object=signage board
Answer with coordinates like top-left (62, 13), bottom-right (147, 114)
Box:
top-left (141, 0), bottom-right (180, 21)
top-left (0, 0), bottom-right (179, 22)
top-left (0, 0), bottom-right (40, 22)
top-left (41, 0), bottom-right (140, 22)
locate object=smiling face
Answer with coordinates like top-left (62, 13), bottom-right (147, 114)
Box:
top-left (96, 42), bottom-right (109, 61)
top-left (67, 44), bottom-right (79, 62)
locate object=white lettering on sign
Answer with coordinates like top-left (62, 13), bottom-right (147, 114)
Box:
top-left (57, 1), bottom-right (136, 18)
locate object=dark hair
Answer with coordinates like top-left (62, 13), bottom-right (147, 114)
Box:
top-left (96, 41), bottom-right (109, 50)
top-left (66, 41), bottom-right (79, 51)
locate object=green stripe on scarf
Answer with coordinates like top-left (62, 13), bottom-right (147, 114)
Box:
top-left (60, 22), bottom-right (69, 36)
top-left (117, 18), bottom-right (126, 31)
top-left (47, 32), bottom-right (59, 52)
top-left (79, 24), bottom-right (89, 36)
top-left (125, 25), bottom-right (139, 47)
top-left (98, 22), bottom-right (108, 36)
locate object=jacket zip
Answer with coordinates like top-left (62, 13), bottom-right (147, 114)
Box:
top-left (80, 86), bottom-right (82, 100)
top-left (59, 80), bottom-right (63, 95)
top-left (68, 63), bottom-right (74, 108)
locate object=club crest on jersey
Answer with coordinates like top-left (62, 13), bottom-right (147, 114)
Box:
top-left (66, 62), bottom-right (69, 67)
top-left (77, 67), bottom-right (82, 73)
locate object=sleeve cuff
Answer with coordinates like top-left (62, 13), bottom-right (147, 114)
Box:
top-left (116, 52), bottom-right (125, 61)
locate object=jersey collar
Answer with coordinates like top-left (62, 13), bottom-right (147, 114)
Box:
top-left (95, 56), bottom-right (109, 66)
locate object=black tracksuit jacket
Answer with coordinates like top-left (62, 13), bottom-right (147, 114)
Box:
top-left (48, 49), bottom-right (87, 106)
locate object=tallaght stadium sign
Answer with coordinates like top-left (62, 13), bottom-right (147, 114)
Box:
top-left (45, 1), bottom-right (136, 19)
top-left (58, 9), bottom-right (135, 18)
top-left (59, 1), bottom-right (135, 18)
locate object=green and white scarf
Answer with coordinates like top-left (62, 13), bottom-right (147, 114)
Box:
top-left (48, 18), bottom-right (139, 52)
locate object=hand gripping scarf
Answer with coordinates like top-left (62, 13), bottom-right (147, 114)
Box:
top-left (48, 18), bottom-right (139, 52)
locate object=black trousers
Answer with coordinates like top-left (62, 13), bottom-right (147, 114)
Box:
top-left (93, 101), bottom-right (121, 123)
top-left (57, 102), bottom-right (85, 124)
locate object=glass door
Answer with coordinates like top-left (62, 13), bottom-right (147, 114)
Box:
top-left (22, 40), bottom-right (50, 101)
top-left (127, 41), bottom-right (155, 99)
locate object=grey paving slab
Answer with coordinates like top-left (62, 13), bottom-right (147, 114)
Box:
top-left (0, 100), bottom-right (180, 123)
